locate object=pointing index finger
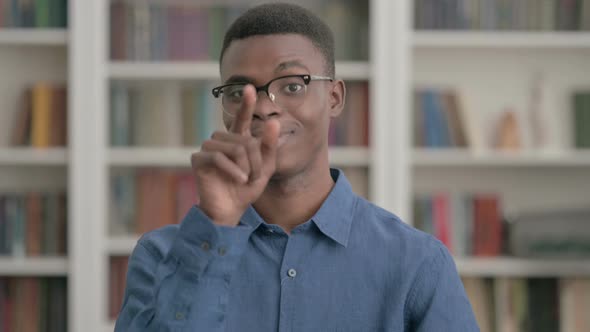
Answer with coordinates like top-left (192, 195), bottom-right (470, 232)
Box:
top-left (229, 84), bottom-right (256, 136)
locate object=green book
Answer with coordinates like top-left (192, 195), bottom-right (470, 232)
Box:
top-left (208, 7), bottom-right (225, 60)
top-left (584, 94), bottom-right (590, 148)
top-left (573, 93), bottom-right (585, 148)
top-left (35, 0), bottom-right (49, 27)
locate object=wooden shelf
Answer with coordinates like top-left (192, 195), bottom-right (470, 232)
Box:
top-left (414, 31), bottom-right (590, 49)
top-left (0, 257), bottom-right (68, 276)
top-left (413, 149), bottom-right (590, 167)
top-left (109, 61), bottom-right (370, 80)
top-left (109, 146), bottom-right (371, 167)
top-left (0, 148), bottom-right (68, 166)
top-left (456, 257), bottom-right (590, 277)
top-left (0, 29), bottom-right (68, 45)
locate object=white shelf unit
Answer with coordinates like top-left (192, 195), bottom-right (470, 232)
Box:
top-left (73, 1), bottom-right (409, 330)
top-left (0, 15), bottom-right (72, 332)
top-left (0, 29), bottom-right (68, 45)
top-left (0, 257), bottom-right (69, 276)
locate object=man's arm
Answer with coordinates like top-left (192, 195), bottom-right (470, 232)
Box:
top-left (405, 241), bottom-right (480, 332)
top-left (114, 207), bottom-right (252, 332)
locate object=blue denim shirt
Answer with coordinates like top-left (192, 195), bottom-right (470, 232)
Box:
top-left (115, 169), bottom-right (479, 331)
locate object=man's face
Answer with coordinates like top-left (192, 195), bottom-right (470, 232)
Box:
top-left (219, 34), bottom-right (345, 178)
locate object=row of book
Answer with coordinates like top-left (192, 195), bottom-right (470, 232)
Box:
top-left (110, 166), bottom-right (369, 236)
top-left (109, 0), bottom-right (368, 61)
top-left (413, 89), bottom-right (470, 148)
top-left (0, 277), bottom-right (68, 332)
top-left (414, 192), bottom-right (590, 258)
top-left (415, 0), bottom-right (590, 30)
top-left (0, 192), bottom-right (68, 257)
top-left (0, 0), bottom-right (67, 28)
top-left (110, 168), bottom-right (196, 235)
top-left (413, 193), bottom-right (503, 257)
top-left (329, 82), bottom-right (370, 147)
top-left (110, 81), bottom-right (369, 148)
top-left (464, 277), bottom-right (590, 332)
top-left (573, 91), bottom-right (590, 148)
top-left (11, 83), bottom-right (68, 148)
top-left (110, 82), bottom-right (220, 147)
top-left (109, 256), bottom-right (129, 319)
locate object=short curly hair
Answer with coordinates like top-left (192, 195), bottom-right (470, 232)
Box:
top-left (220, 2), bottom-right (335, 77)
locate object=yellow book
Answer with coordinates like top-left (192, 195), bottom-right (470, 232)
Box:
top-left (31, 83), bottom-right (53, 148)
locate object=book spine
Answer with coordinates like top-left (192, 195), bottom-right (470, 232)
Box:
top-left (31, 83), bottom-right (52, 148)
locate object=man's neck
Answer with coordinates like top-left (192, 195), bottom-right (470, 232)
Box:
top-left (253, 161), bottom-right (335, 234)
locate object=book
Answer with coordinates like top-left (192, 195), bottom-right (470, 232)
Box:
top-left (0, 277), bottom-right (67, 332)
top-left (0, 192), bottom-right (68, 257)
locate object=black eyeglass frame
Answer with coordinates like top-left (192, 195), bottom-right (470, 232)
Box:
top-left (211, 74), bottom-right (334, 99)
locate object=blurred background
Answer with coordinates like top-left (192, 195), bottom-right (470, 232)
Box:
top-left (0, 0), bottom-right (588, 331)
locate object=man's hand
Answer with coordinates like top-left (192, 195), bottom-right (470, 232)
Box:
top-left (190, 85), bottom-right (280, 226)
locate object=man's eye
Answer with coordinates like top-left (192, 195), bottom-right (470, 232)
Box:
top-left (223, 86), bottom-right (244, 100)
top-left (283, 84), bottom-right (303, 94)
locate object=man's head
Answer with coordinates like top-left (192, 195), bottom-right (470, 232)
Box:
top-left (220, 3), bottom-right (335, 78)
top-left (215, 3), bottom-right (346, 180)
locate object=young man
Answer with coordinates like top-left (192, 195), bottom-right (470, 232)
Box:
top-left (115, 3), bottom-right (478, 331)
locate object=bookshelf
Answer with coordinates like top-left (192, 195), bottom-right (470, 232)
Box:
top-left (0, 148), bottom-right (68, 165)
top-left (413, 148), bottom-right (590, 167)
top-left (109, 61), bottom-right (371, 80)
top-left (0, 29), bottom-right (68, 45)
top-left (456, 257), bottom-right (590, 277)
top-left (0, 257), bottom-right (69, 276)
top-left (411, 0), bottom-right (590, 330)
top-left (414, 31), bottom-right (590, 49)
top-left (108, 146), bottom-right (370, 167)
top-left (0, 0), bottom-right (579, 331)
top-left (0, 2), bottom-right (71, 332)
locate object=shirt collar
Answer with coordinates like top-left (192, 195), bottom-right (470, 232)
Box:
top-left (240, 168), bottom-right (356, 247)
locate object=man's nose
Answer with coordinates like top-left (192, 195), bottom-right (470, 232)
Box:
top-left (254, 90), bottom-right (281, 119)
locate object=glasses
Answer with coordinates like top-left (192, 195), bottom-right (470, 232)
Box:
top-left (211, 74), bottom-right (333, 117)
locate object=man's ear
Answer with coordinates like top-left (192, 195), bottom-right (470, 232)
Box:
top-left (329, 80), bottom-right (346, 118)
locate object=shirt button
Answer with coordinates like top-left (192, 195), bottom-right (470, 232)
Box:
top-left (287, 268), bottom-right (297, 278)
top-left (200, 241), bottom-right (210, 251)
top-left (175, 312), bottom-right (184, 320)
top-left (218, 247), bottom-right (227, 256)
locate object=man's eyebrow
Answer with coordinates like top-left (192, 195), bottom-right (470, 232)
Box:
top-left (224, 75), bottom-right (253, 84)
top-left (275, 60), bottom-right (309, 73)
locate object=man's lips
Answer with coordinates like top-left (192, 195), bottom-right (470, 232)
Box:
top-left (251, 125), bottom-right (297, 138)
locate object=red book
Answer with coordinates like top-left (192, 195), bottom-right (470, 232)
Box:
top-left (473, 195), bottom-right (502, 256)
top-left (56, 193), bottom-right (68, 255)
top-left (26, 193), bottom-right (43, 256)
top-left (433, 193), bottom-right (452, 252)
top-left (109, 257), bottom-right (120, 319)
top-left (50, 85), bottom-right (68, 146)
top-left (22, 278), bottom-right (40, 332)
top-left (110, 1), bottom-right (127, 60)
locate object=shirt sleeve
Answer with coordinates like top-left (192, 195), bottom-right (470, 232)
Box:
top-left (406, 241), bottom-right (480, 332)
top-left (114, 206), bottom-right (253, 332)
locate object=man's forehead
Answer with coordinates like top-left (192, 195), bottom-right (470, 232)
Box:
top-left (220, 34), bottom-right (324, 78)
